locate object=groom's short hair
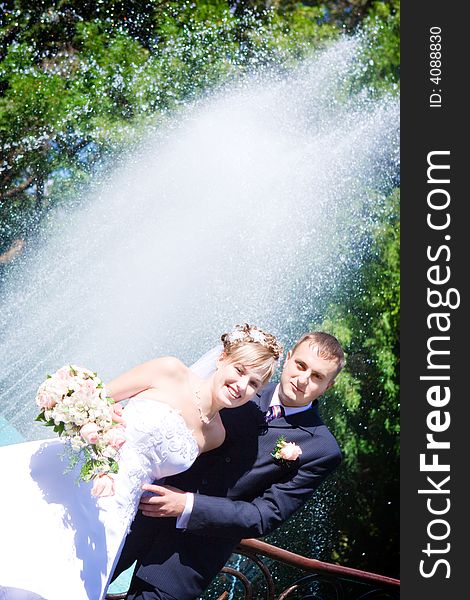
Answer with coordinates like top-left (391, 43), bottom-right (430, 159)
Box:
top-left (291, 332), bottom-right (346, 375)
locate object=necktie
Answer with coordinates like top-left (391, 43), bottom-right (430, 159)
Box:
top-left (264, 404), bottom-right (285, 423)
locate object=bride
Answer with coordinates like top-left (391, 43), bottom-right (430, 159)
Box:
top-left (0, 324), bottom-right (282, 600)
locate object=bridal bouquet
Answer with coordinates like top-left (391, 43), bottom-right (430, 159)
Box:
top-left (35, 365), bottom-right (126, 495)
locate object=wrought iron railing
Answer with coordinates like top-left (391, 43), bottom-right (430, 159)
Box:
top-left (106, 538), bottom-right (400, 600)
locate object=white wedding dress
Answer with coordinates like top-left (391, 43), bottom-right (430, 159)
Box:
top-left (0, 398), bottom-right (200, 600)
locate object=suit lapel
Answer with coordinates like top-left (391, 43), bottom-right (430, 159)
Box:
top-left (256, 383), bottom-right (277, 412)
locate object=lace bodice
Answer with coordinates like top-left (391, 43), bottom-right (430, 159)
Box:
top-left (106, 398), bottom-right (200, 523)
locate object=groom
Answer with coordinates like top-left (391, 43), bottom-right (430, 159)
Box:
top-left (112, 331), bottom-right (345, 600)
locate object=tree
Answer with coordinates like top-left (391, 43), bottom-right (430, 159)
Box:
top-left (1, 1), bottom-right (398, 258)
top-left (0, 1), bottom-right (337, 254)
top-left (318, 188), bottom-right (400, 576)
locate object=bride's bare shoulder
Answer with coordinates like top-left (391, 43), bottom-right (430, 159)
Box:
top-left (146, 356), bottom-right (189, 380)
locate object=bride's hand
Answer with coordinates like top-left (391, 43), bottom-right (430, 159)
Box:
top-left (139, 484), bottom-right (186, 517)
top-left (110, 402), bottom-right (126, 426)
top-left (91, 474), bottom-right (116, 497)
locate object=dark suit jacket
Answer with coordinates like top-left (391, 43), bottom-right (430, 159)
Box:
top-left (114, 383), bottom-right (341, 599)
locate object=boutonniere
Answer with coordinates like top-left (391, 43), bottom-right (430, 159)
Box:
top-left (271, 435), bottom-right (302, 465)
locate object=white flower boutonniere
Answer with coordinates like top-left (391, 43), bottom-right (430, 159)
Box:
top-left (271, 435), bottom-right (302, 465)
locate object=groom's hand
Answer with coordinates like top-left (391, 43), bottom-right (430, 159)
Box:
top-left (139, 483), bottom-right (187, 517)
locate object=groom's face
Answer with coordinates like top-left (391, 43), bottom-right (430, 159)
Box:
top-left (278, 341), bottom-right (338, 407)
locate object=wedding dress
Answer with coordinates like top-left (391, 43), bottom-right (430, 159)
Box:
top-left (0, 398), bottom-right (200, 600)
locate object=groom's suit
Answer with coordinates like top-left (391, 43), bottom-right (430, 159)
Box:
top-left (114, 382), bottom-right (341, 599)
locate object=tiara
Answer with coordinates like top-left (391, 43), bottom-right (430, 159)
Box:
top-left (223, 324), bottom-right (283, 360)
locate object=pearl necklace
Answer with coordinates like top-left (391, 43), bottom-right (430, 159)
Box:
top-left (194, 388), bottom-right (217, 425)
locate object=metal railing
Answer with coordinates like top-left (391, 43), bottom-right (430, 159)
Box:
top-left (106, 538), bottom-right (400, 600)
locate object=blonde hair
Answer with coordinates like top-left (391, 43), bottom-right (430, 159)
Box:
top-left (221, 323), bottom-right (283, 384)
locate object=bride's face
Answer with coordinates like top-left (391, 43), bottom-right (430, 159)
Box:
top-left (213, 356), bottom-right (264, 409)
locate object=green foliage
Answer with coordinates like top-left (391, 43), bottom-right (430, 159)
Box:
top-left (318, 188), bottom-right (400, 575)
top-left (359, 0), bottom-right (400, 90)
top-left (80, 453), bottom-right (97, 482)
top-left (0, 1), bottom-right (398, 256)
top-left (34, 410), bottom-right (47, 423)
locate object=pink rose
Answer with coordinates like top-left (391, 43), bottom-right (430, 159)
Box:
top-left (83, 379), bottom-right (98, 394)
top-left (278, 441), bottom-right (302, 461)
top-left (91, 474), bottom-right (115, 497)
top-left (72, 378), bottom-right (98, 401)
top-left (55, 366), bottom-right (73, 381)
top-left (103, 425), bottom-right (126, 450)
top-left (35, 377), bottom-right (68, 409)
top-left (36, 390), bottom-right (58, 409)
top-left (80, 422), bottom-right (100, 444)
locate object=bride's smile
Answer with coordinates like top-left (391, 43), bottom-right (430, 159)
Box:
top-left (225, 384), bottom-right (240, 400)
